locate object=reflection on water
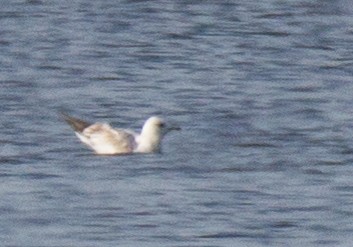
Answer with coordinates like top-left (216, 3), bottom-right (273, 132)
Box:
top-left (1, 0), bottom-right (353, 246)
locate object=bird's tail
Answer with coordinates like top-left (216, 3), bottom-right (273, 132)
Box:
top-left (60, 112), bottom-right (91, 133)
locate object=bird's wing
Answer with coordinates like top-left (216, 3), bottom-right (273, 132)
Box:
top-left (78, 123), bottom-right (137, 155)
top-left (61, 112), bottom-right (91, 132)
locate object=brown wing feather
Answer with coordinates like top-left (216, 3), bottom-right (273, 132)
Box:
top-left (83, 124), bottom-right (136, 154)
top-left (61, 112), bottom-right (91, 133)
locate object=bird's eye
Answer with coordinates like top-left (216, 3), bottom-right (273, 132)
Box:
top-left (158, 122), bottom-right (165, 128)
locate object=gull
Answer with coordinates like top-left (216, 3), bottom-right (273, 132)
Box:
top-left (61, 112), bottom-right (180, 155)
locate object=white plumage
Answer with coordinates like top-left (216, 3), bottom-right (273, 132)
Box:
top-left (62, 113), bottom-right (180, 155)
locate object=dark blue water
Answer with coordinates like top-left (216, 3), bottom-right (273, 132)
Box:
top-left (1, 0), bottom-right (353, 246)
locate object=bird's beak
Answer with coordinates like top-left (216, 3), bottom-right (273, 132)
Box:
top-left (168, 123), bottom-right (181, 131)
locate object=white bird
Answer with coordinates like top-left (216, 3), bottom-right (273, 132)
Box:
top-left (61, 112), bottom-right (180, 155)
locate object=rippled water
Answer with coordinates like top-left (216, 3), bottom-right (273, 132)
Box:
top-left (1, 0), bottom-right (353, 246)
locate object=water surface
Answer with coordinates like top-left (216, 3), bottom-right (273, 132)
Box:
top-left (1, 1), bottom-right (353, 246)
